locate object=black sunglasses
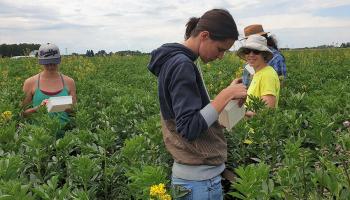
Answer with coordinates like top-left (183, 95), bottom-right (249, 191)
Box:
top-left (243, 49), bottom-right (261, 55)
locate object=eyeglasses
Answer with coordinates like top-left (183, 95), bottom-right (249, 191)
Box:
top-left (243, 49), bottom-right (261, 55)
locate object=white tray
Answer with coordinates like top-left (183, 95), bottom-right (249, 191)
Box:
top-left (218, 100), bottom-right (246, 130)
top-left (46, 96), bottom-right (73, 112)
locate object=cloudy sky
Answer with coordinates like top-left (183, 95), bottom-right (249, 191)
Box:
top-left (1, 0), bottom-right (350, 54)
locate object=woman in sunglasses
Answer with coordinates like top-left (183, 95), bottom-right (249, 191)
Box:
top-left (241, 24), bottom-right (286, 87)
top-left (237, 34), bottom-right (280, 117)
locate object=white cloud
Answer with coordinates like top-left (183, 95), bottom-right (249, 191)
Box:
top-left (297, 0), bottom-right (350, 10)
top-left (240, 13), bottom-right (350, 30)
top-left (0, 0), bottom-right (349, 53)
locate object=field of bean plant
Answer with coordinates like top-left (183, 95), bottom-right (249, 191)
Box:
top-left (0, 48), bottom-right (350, 199)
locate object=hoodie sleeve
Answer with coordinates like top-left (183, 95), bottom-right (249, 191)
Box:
top-left (168, 62), bottom-right (216, 141)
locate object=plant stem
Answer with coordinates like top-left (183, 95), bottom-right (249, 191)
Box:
top-left (342, 159), bottom-right (350, 188)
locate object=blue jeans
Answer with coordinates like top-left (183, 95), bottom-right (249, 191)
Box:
top-left (171, 175), bottom-right (223, 200)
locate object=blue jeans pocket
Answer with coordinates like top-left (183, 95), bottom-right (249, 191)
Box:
top-left (172, 184), bottom-right (192, 200)
top-left (210, 177), bottom-right (223, 200)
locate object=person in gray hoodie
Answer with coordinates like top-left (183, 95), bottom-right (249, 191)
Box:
top-left (148, 9), bottom-right (247, 200)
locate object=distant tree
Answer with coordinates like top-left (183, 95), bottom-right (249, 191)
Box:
top-left (96, 50), bottom-right (107, 56)
top-left (340, 42), bottom-right (350, 48)
top-left (0, 43), bottom-right (40, 57)
top-left (85, 50), bottom-right (95, 57)
top-left (115, 50), bottom-right (143, 56)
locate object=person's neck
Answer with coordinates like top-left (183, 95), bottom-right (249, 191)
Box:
top-left (41, 70), bottom-right (60, 78)
top-left (183, 38), bottom-right (199, 56)
top-left (253, 63), bottom-right (268, 73)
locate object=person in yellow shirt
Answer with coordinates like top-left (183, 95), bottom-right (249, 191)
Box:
top-left (237, 34), bottom-right (280, 117)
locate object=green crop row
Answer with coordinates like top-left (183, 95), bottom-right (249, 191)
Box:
top-left (0, 49), bottom-right (349, 199)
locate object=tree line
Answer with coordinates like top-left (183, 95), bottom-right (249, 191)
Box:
top-left (0, 43), bottom-right (146, 58)
top-left (0, 43), bottom-right (40, 57)
top-left (1, 42), bottom-right (349, 58)
top-left (82, 50), bottom-right (145, 57)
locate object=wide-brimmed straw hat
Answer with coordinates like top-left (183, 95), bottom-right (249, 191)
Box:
top-left (244, 24), bottom-right (269, 38)
top-left (237, 34), bottom-right (273, 61)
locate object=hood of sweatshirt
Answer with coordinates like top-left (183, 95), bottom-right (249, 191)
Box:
top-left (147, 43), bottom-right (198, 77)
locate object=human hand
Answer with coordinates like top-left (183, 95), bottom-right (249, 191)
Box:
top-left (245, 111), bottom-right (255, 118)
top-left (230, 78), bottom-right (243, 86)
top-left (236, 98), bottom-right (246, 107)
top-left (34, 99), bottom-right (48, 111)
top-left (40, 99), bottom-right (49, 106)
top-left (226, 83), bottom-right (247, 100)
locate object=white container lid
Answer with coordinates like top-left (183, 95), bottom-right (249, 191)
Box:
top-left (46, 96), bottom-right (73, 112)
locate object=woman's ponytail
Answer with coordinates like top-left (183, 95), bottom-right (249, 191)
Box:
top-left (185, 17), bottom-right (200, 40)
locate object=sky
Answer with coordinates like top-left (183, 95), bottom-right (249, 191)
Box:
top-left (1, 0), bottom-right (350, 54)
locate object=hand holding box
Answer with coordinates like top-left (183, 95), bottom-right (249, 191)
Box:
top-left (46, 96), bottom-right (73, 112)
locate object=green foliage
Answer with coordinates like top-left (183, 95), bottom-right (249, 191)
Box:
top-left (0, 50), bottom-right (350, 199)
top-left (126, 165), bottom-right (168, 200)
top-left (120, 135), bottom-right (148, 168)
top-left (68, 155), bottom-right (100, 193)
top-left (276, 138), bottom-right (315, 199)
top-left (229, 162), bottom-right (282, 199)
top-left (0, 180), bottom-right (34, 200)
top-left (32, 176), bottom-right (70, 200)
top-left (245, 94), bottom-right (267, 113)
top-left (0, 155), bottom-right (23, 181)
top-left (0, 122), bottom-right (17, 152)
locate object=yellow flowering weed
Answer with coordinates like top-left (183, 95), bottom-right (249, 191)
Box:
top-left (150, 183), bottom-right (171, 200)
top-left (1, 111), bottom-right (12, 121)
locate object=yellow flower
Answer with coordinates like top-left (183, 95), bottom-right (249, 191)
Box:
top-left (150, 183), bottom-right (166, 197)
top-left (234, 67), bottom-right (244, 78)
top-left (243, 139), bottom-right (253, 145)
top-left (209, 84), bottom-right (214, 90)
top-left (248, 128), bottom-right (255, 134)
top-left (161, 194), bottom-right (171, 200)
top-left (1, 111), bottom-right (12, 121)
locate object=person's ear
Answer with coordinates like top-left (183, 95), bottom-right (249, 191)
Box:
top-left (199, 31), bottom-right (210, 41)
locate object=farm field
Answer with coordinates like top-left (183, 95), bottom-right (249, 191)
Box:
top-left (0, 48), bottom-right (350, 199)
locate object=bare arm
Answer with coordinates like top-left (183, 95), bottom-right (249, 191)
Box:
top-left (22, 78), bottom-right (39, 117)
top-left (68, 78), bottom-right (77, 104)
top-left (261, 94), bottom-right (276, 108)
top-left (65, 77), bottom-right (77, 113)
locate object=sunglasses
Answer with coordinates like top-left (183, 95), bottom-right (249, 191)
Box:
top-left (243, 49), bottom-right (261, 55)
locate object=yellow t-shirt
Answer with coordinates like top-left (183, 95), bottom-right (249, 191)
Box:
top-left (247, 66), bottom-right (280, 107)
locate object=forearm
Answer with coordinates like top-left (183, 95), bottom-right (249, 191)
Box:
top-left (261, 95), bottom-right (276, 108)
top-left (211, 88), bottom-right (232, 113)
top-left (22, 106), bottom-right (39, 117)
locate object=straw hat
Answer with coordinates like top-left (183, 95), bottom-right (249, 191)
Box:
top-left (244, 24), bottom-right (269, 38)
top-left (237, 34), bottom-right (273, 61)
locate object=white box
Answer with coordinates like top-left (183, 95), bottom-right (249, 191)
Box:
top-left (218, 100), bottom-right (246, 130)
top-left (245, 64), bottom-right (255, 75)
top-left (46, 96), bottom-right (73, 112)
